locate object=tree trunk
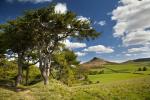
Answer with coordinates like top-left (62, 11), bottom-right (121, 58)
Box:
top-left (39, 67), bottom-right (49, 85)
top-left (15, 53), bottom-right (23, 87)
top-left (25, 66), bottom-right (29, 85)
top-left (39, 53), bottom-right (51, 85)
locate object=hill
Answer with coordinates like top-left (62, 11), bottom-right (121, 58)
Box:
top-left (124, 58), bottom-right (150, 63)
top-left (81, 57), bottom-right (116, 69)
top-left (0, 76), bottom-right (150, 100)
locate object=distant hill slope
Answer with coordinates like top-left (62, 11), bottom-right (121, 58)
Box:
top-left (125, 58), bottom-right (150, 63)
top-left (81, 57), bottom-right (116, 68)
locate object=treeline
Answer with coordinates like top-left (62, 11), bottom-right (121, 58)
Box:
top-left (0, 4), bottom-right (99, 86)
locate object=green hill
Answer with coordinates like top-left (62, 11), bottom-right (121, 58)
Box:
top-left (1, 58), bottom-right (150, 100)
top-left (0, 76), bottom-right (150, 100)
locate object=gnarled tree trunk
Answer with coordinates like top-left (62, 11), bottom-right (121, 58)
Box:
top-left (15, 53), bottom-right (23, 87)
top-left (39, 52), bottom-right (51, 85)
top-left (25, 66), bottom-right (29, 85)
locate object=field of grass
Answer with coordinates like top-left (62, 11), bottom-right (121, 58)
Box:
top-left (88, 62), bottom-right (150, 83)
top-left (0, 76), bottom-right (150, 100)
top-left (72, 76), bottom-right (150, 100)
top-left (91, 62), bottom-right (150, 74)
top-left (0, 61), bottom-right (150, 100)
top-left (88, 73), bottom-right (149, 83)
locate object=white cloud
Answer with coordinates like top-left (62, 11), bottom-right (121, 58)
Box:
top-left (54, 3), bottom-right (67, 14)
top-left (77, 16), bottom-right (90, 23)
top-left (63, 39), bottom-right (86, 49)
top-left (83, 45), bottom-right (114, 53)
top-left (7, 0), bottom-right (52, 3)
top-left (94, 20), bottom-right (106, 26)
top-left (75, 52), bottom-right (86, 57)
top-left (128, 46), bottom-right (150, 53)
top-left (125, 53), bottom-right (132, 56)
top-left (98, 20), bottom-right (106, 26)
top-left (112, 0), bottom-right (150, 46)
top-left (123, 30), bottom-right (150, 46)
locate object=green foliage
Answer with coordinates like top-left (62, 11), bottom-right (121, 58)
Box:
top-left (138, 67), bottom-right (142, 71)
top-left (89, 70), bottom-right (104, 75)
top-left (52, 49), bottom-right (80, 86)
top-left (143, 67), bottom-right (147, 71)
top-left (0, 3), bottom-right (100, 85)
top-left (0, 59), bottom-right (40, 85)
top-left (0, 60), bottom-right (17, 80)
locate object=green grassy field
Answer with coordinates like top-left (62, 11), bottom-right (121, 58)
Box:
top-left (88, 62), bottom-right (150, 84)
top-left (0, 62), bottom-right (150, 100)
top-left (0, 76), bottom-right (150, 100)
top-left (88, 73), bottom-right (149, 83)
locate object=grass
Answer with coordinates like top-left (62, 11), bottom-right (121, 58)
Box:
top-left (88, 62), bottom-right (150, 83)
top-left (91, 62), bottom-right (150, 74)
top-left (0, 76), bottom-right (150, 100)
top-left (0, 61), bottom-right (150, 100)
top-left (72, 76), bottom-right (150, 100)
top-left (88, 73), bottom-right (149, 83)
top-left (0, 79), bottom-right (72, 100)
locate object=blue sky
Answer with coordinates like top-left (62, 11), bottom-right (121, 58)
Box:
top-left (1, 0), bottom-right (150, 63)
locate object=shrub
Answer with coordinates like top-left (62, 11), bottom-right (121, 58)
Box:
top-left (96, 81), bottom-right (100, 84)
top-left (98, 70), bottom-right (104, 74)
top-left (143, 67), bottom-right (147, 71)
top-left (88, 80), bottom-right (92, 84)
top-left (89, 71), bottom-right (98, 75)
top-left (138, 67), bottom-right (142, 71)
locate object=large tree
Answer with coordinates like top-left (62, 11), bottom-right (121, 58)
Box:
top-left (0, 4), bottom-right (100, 85)
top-left (23, 5), bottom-right (99, 85)
top-left (0, 18), bottom-right (38, 86)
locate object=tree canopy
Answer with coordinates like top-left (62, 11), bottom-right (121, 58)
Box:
top-left (0, 4), bottom-right (100, 86)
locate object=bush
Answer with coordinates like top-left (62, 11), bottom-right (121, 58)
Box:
top-left (89, 71), bottom-right (98, 75)
top-left (143, 67), bottom-right (147, 71)
top-left (138, 67), bottom-right (142, 71)
top-left (96, 81), bottom-right (100, 84)
top-left (88, 80), bottom-right (92, 84)
top-left (98, 70), bottom-right (104, 74)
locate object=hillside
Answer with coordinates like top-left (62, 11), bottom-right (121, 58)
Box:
top-left (124, 58), bottom-right (150, 63)
top-left (0, 76), bottom-right (150, 100)
top-left (81, 57), bottom-right (116, 69)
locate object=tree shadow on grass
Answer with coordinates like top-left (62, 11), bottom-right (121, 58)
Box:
top-left (0, 79), bottom-right (29, 92)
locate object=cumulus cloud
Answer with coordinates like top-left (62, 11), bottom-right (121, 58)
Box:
top-left (54, 3), bottom-right (67, 14)
top-left (75, 52), bottom-right (86, 57)
top-left (83, 45), bottom-right (114, 53)
top-left (123, 30), bottom-right (150, 46)
top-left (6, 0), bottom-right (52, 3)
top-left (128, 46), bottom-right (150, 53)
top-left (63, 40), bottom-right (86, 49)
top-left (112, 0), bottom-right (150, 46)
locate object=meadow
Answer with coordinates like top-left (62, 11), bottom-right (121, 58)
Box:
top-left (88, 62), bottom-right (150, 83)
top-left (0, 61), bottom-right (150, 100)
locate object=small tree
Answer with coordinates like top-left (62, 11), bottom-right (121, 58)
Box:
top-left (53, 48), bottom-right (79, 85)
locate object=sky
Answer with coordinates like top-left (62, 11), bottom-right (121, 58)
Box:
top-left (0, 0), bottom-right (150, 63)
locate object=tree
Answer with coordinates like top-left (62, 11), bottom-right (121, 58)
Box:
top-left (0, 4), bottom-right (100, 85)
top-left (22, 4), bottom-right (100, 85)
top-left (0, 18), bottom-right (38, 86)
